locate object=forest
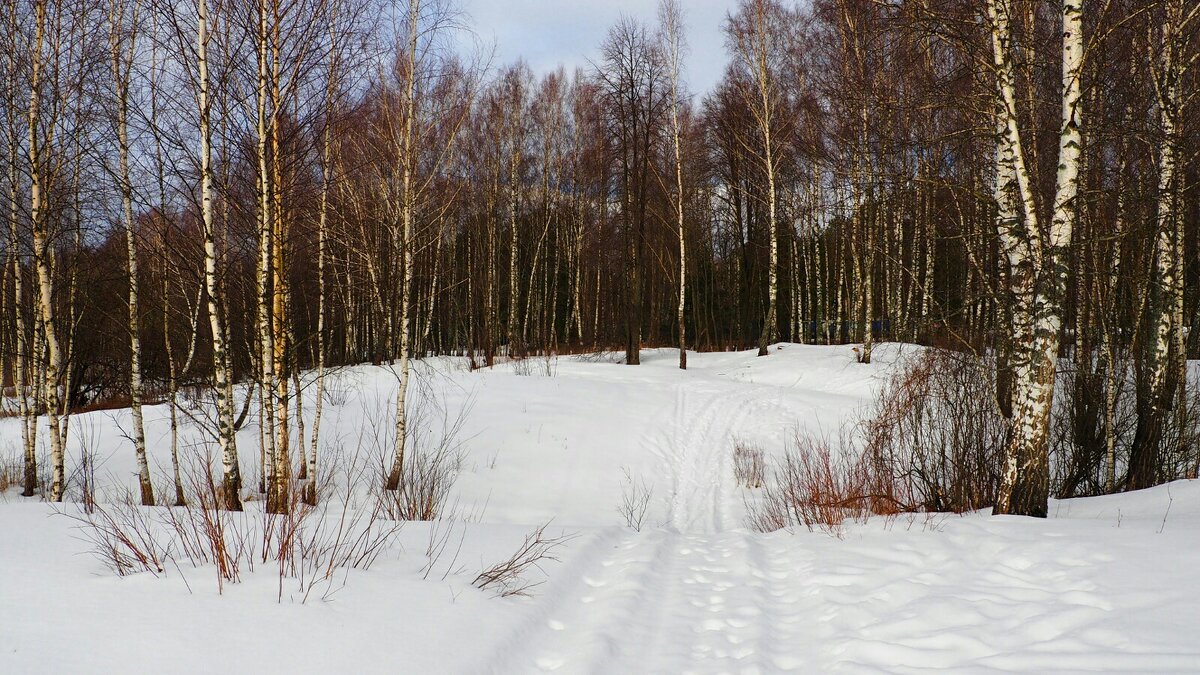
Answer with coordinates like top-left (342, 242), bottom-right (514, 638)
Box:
top-left (1, 0), bottom-right (1197, 521)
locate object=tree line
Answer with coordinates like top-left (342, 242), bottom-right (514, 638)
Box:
top-left (1, 0), bottom-right (1196, 517)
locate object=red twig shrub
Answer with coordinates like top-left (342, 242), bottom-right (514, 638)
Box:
top-left (747, 430), bottom-right (907, 536)
top-left (860, 348), bottom-right (1004, 512)
top-left (472, 522), bottom-right (573, 597)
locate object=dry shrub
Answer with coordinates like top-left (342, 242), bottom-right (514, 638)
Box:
top-left (747, 430), bottom-right (906, 536)
top-left (617, 467), bottom-right (652, 531)
top-left (321, 370), bottom-right (353, 407)
top-left (472, 522), bottom-right (573, 597)
top-left (1050, 351), bottom-right (1134, 497)
top-left (1161, 381), bottom-right (1200, 483)
top-left (0, 449), bottom-right (21, 493)
top-left (59, 500), bottom-right (168, 576)
top-left (61, 446), bottom-right (401, 601)
top-left (66, 426), bottom-right (101, 513)
top-left (511, 353), bottom-right (557, 377)
top-left (1052, 351), bottom-right (1200, 496)
top-left (861, 348), bottom-right (1004, 512)
top-left (373, 382), bottom-right (474, 522)
top-left (420, 511), bottom-right (468, 581)
top-left (733, 442), bottom-right (765, 488)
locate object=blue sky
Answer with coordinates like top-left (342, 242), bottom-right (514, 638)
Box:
top-left (459, 0), bottom-right (737, 94)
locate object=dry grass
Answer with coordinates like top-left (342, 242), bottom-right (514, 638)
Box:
top-left (617, 467), bottom-right (652, 531)
top-left (58, 447), bottom-right (402, 601)
top-left (748, 348), bottom-right (1011, 535)
top-left (372, 383), bottom-right (474, 522)
top-left (733, 442), bottom-right (766, 488)
top-left (0, 450), bottom-right (21, 493)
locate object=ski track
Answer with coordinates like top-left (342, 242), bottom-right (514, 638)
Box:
top-left (486, 528), bottom-right (821, 674)
top-left (482, 375), bottom-right (814, 674)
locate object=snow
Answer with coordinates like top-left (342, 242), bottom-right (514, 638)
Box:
top-left (2, 343), bottom-right (1198, 673)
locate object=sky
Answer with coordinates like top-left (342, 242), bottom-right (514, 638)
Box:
top-left (459, 0), bottom-right (737, 95)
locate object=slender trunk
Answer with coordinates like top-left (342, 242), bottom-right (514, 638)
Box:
top-left (1128, 0), bottom-right (1183, 490)
top-left (6, 1), bottom-right (34, 495)
top-left (111, 0), bottom-right (153, 505)
top-left (28, 1), bottom-right (66, 502)
top-left (199, 0), bottom-right (241, 510)
top-left (306, 6), bottom-right (337, 504)
top-left (387, 0), bottom-right (419, 491)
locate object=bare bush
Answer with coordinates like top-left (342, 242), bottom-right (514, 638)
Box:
top-left (861, 348), bottom-right (1004, 512)
top-left (472, 522), bottom-right (573, 597)
top-left (372, 381), bottom-right (474, 522)
top-left (1052, 348), bottom-right (1200, 496)
top-left (420, 509), bottom-right (469, 581)
top-left (321, 370), bottom-right (353, 407)
top-left (511, 353), bottom-right (557, 377)
top-left (61, 446), bottom-right (401, 601)
top-left (0, 448), bottom-right (20, 494)
top-left (747, 430), bottom-right (905, 536)
top-left (617, 467), bottom-right (652, 531)
top-left (1163, 382), bottom-right (1200, 483)
top-left (66, 421), bottom-right (103, 513)
top-left (1050, 351), bottom-right (1135, 496)
top-left (733, 441), bottom-right (765, 488)
top-left (58, 501), bottom-right (168, 576)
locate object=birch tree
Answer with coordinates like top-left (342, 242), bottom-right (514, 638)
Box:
top-left (384, 0), bottom-right (478, 490)
top-left (659, 0), bottom-right (688, 370)
top-left (3, 0), bottom-right (38, 498)
top-left (1127, 0), bottom-right (1196, 490)
top-left (990, 0), bottom-right (1084, 517)
top-left (195, 0), bottom-right (242, 510)
top-left (729, 0), bottom-right (784, 357)
top-left (27, 0), bottom-right (69, 501)
top-left (108, 0), bottom-right (154, 506)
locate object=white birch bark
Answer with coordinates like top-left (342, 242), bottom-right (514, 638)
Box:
top-left (387, 0), bottom-right (419, 491)
top-left (659, 0), bottom-right (688, 370)
top-left (109, 0), bottom-right (154, 506)
top-left (27, 0), bottom-right (67, 502)
top-left (991, 0), bottom-right (1084, 517)
top-left (197, 0), bottom-right (242, 509)
top-left (5, 1), bottom-right (35, 496)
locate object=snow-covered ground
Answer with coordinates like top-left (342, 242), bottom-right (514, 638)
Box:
top-left (2, 344), bottom-right (1198, 673)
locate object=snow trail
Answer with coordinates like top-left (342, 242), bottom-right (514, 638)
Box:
top-left (483, 373), bottom-right (817, 673)
top-left (485, 530), bottom-right (820, 674)
top-left (647, 381), bottom-right (782, 534)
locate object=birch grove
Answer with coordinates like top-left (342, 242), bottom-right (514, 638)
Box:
top-left (0, 0), bottom-right (1195, 517)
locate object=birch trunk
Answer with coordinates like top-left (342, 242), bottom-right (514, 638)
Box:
top-left (1128, 0), bottom-right (1185, 490)
top-left (6, 0), bottom-right (35, 495)
top-left (387, 0), bottom-right (419, 491)
top-left (991, 0), bottom-right (1084, 517)
top-left (660, 0), bottom-right (687, 369)
top-left (110, 0), bottom-right (154, 506)
top-left (198, 0), bottom-right (242, 510)
top-left (306, 1), bottom-right (339, 504)
top-left (27, 0), bottom-right (67, 502)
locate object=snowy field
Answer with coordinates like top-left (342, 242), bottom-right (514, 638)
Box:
top-left (2, 344), bottom-right (1198, 673)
